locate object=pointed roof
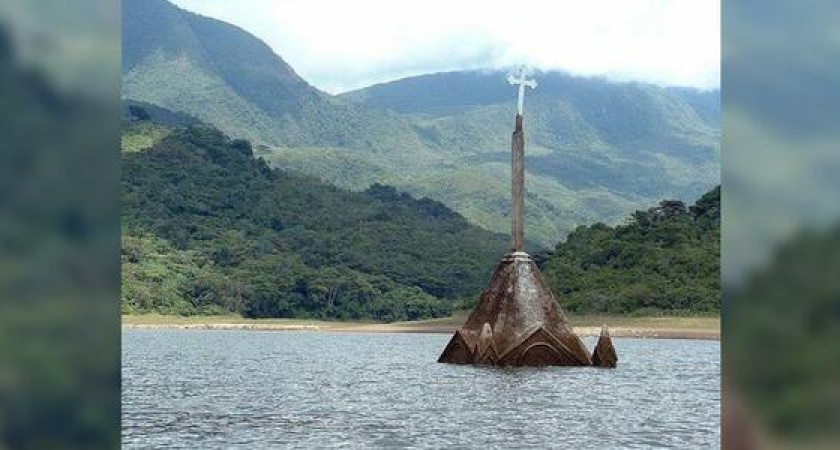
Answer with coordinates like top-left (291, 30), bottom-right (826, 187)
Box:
top-left (439, 252), bottom-right (592, 366)
top-left (592, 325), bottom-right (618, 368)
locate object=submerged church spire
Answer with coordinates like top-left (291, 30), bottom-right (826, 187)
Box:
top-left (437, 67), bottom-right (617, 368)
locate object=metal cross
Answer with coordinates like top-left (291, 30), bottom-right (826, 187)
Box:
top-left (507, 65), bottom-right (537, 115)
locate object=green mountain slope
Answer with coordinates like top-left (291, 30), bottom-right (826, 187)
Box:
top-left (121, 123), bottom-right (508, 320)
top-left (122, 0), bottom-right (720, 246)
top-left (122, 0), bottom-right (431, 153)
top-left (343, 70), bottom-right (719, 197)
top-left (271, 72), bottom-right (719, 246)
top-left (540, 186), bottom-right (720, 314)
top-left (336, 71), bottom-right (719, 244)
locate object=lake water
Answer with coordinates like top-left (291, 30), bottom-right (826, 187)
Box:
top-left (123, 330), bottom-right (720, 448)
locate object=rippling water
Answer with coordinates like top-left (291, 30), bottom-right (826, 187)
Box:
top-left (122, 330), bottom-right (719, 448)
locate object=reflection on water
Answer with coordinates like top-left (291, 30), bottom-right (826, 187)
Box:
top-left (123, 330), bottom-right (719, 448)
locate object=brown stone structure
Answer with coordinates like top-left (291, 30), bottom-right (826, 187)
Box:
top-left (438, 74), bottom-right (618, 367)
top-left (438, 252), bottom-right (592, 366)
top-left (510, 114), bottom-right (525, 252)
top-left (591, 325), bottom-right (618, 368)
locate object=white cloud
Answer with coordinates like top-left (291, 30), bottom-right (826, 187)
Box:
top-left (171, 0), bottom-right (719, 94)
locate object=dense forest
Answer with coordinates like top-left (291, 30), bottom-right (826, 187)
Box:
top-left (121, 122), bottom-right (508, 320)
top-left (540, 186), bottom-right (720, 314)
top-left (122, 114), bottom-right (721, 319)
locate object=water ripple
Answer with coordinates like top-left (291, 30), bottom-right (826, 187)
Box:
top-left (123, 330), bottom-right (720, 449)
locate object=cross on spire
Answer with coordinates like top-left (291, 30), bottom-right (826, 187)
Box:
top-left (507, 66), bottom-right (536, 253)
top-left (507, 65), bottom-right (537, 115)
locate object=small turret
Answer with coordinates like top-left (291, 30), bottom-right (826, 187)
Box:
top-left (591, 325), bottom-right (618, 368)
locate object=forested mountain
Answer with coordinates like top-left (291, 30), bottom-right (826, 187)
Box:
top-left (342, 70), bottom-right (719, 198)
top-left (540, 186), bottom-right (720, 314)
top-left (337, 71), bottom-right (719, 244)
top-left (122, 0), bottom-right (720, 246)
top-left (122, 0), bottom-right (430, 152)
top-left (343, 70), bottom-right (719, 126)
top-left (121, 121), bottom-right (508, 320)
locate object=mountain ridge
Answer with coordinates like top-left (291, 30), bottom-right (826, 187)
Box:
top-left (341, 69), bottom-right (719, 128)
top-left (122, 0), bottom-right (432, 152)
top-left (122, 0), bottom-right (720, 246)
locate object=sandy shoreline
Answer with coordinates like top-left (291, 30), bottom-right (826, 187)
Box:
top-left (123, 315), bottom-right (720, 340)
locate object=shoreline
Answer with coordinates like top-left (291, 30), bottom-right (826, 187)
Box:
top-left (122, 314), bottom-right (720, 340)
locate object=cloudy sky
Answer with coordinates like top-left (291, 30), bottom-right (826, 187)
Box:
top-left (171, 0), bottom-right (719, 94)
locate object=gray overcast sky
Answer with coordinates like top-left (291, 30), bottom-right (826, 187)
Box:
top-left (171, 0), bottom-right (720, 94)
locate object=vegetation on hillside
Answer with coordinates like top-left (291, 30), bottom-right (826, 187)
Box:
top-left (541, 186), bottom-right (720, 314)
top-left (121, 123), bottom-right (508, 320)
top-left (122, 117), bottom-right (720, 319)
top-left (122, 0), bottom-right (720, 246)
top-left (122, 0), bottom-right (429, 152)
top-left (274, 72), bottom-right (721, 246)
top-left (121, 120), bottom-right (172, 152)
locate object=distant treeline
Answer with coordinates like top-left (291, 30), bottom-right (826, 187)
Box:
top-left (122, 120), bottom-right (720, 320)
top-left (540, 186), bottom-right (720, 314)
top-left (121, 124), bottom-right (507, 320)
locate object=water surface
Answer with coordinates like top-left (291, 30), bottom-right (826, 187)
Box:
top-left (123, 330), bottom-right (719, 448)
